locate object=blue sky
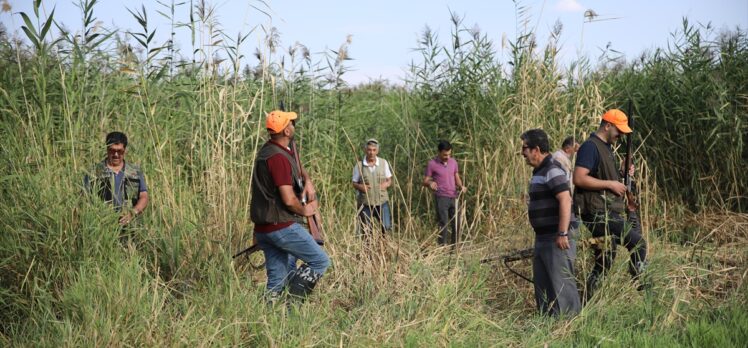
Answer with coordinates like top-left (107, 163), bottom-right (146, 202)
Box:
top-left (2, 0), bottom-right (747, 85)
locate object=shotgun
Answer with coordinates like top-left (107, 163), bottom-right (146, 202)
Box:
top-left (279, 101), bottom-right (324, 245)
top-left (232, 243), bottom-right (265, 269)
top-left (623, 100), bottom-right (634, 193)
top-left (233, 243), bottom-right (260, 259)
top-left (481, 236), bottom-right (612, 284)
top-left (481, 247), bottom-right (534, 283)
top-left (292, 140), bottom-right (325, 245)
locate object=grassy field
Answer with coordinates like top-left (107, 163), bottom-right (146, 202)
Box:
top-left (1, 1), bottom-right (746, 346)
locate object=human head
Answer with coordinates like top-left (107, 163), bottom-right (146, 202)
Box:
top-left (520, 129), bottom-right (550, 168)
top-left (561, 136), bottom-right (579, 154)
top-left (364, 138), bottom-right (379, 161)
top-left (598, 109), bottom-right (631, 144)
top-left (266, 110), bottom-right (298, 139)
top-left (105, 131), bottom-right (128, 166)
top-left (437, 140), bottom-right (452, 163)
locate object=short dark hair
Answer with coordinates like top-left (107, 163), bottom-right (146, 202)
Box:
top-left (437, 140), bottom-right (452, 152)
top-left (520, 129), bottom-right (550, 153)
top-left (561, 136), bottom-right (576, 149)
top-left (106, 131), bottom-right (128, 148)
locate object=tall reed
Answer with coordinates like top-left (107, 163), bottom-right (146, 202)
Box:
top-left (0, 1), bottom-right (745, 346)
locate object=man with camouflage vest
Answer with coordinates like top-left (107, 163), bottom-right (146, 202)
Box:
top-left (352, 138), bottom-right (393, 235)
top-left (573, 109), bottom-right (648, 301)
top-left (250, 110), bottom-right (330, 303)
top-left (84, 131), bottom-right (149, 226)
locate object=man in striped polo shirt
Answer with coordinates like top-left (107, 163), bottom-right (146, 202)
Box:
top-left (521, 129), bottom-right (581, 317)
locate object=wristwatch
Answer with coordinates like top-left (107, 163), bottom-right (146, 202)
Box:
top-left (558, 231), bottom-right (568, 237)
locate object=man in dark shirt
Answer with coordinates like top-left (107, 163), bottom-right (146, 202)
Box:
top-left (84, 131), bottom-right (149, 226)
top-left (522, 129), bottom-right (581, 317)
top-left (250, 110), bottom-right (330, 303)
top-left (574, 109), bottom-right (648, 301)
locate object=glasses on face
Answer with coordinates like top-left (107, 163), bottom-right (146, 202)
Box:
top-left (107, 148), bottom-right (125, 156)
top-left (521, 145), bottom-right (531, 150)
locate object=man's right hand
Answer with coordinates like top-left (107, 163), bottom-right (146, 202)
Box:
top-left (302, 200), bottom-right (319, 217)
top-left (608, 181), bottom-right (627, 196)
top-left (429, 181), bottom-right (438, 191)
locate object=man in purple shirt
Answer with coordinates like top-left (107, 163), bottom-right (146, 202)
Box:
top-left (423, 140), bottom-right (467, 245)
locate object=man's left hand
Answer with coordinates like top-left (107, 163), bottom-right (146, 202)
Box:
top-left (459, 186), bottom-right (467, 194)
top-left (556, 235), bottom-right (570, 250)
top-left (119, 211), bottom-right (135, 225)
top-left (303, 181), bottom-right (317, 202)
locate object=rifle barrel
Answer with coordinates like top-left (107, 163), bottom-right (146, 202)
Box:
top-left (233, 243), bottom-right (261, 259)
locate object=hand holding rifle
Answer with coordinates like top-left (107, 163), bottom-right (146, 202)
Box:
top-left (301, 178), bottom-right (317, 204)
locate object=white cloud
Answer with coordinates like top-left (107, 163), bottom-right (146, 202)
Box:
top-left (555, 0), bottom-right (584, 12)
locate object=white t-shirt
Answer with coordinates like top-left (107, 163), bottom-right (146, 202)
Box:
top-left (352, 157), bottom-right (392, 182)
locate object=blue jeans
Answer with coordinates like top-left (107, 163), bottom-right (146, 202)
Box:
top-left (255, 223), bottom-right (330, 294)
top-left (359, 201), bottom-right (392, 234)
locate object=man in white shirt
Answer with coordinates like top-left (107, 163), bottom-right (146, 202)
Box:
top-left (552, 136), bottom-right (579, 182)
top-left (352, 138), bottom-right (393, 234)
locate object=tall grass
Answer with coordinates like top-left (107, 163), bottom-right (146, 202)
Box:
top-left (598, 19), bottom-right (748, 213)
top-left (0, 1), bottom-right (746, 346)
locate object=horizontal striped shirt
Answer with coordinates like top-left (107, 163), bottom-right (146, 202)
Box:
top-left (528, 155), bottom-right (573, 235)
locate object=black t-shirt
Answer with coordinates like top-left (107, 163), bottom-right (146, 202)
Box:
top-left (575, 133), bottom-right (610, 173)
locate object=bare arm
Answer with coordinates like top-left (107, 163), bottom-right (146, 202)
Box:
top-left (279, 185), bottom-right (317, 216)
top-left (423, 176), bottom-right (437, 191)
top-left (352, 164), bottom-right (369, 193)
top-left (352, 181), bottom-right (370, 193)
top-left (379, 176), bottom-right (392, 189)
top-left (455, 173), bottom-right (467, 193)
top-left (555, 190), bottom-right (571, 250)
top-left (134, 191), bottom-right (149, 214)
top-left (120, 191), bottom-right (149, 225)
top-left (300, 167), bottom-right (317, 202)
top-left (573, 166), bottom-right (626, 196)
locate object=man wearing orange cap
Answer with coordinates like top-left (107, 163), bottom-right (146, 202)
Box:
top-left (573, 109), bottom-right (648, 301)
top-left (250, 110), bottom-right (330, 303)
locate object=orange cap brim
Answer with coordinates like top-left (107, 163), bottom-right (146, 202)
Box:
top-left (615, 123), bottom-right (633, 133)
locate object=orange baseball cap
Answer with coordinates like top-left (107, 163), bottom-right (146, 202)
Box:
top-left (601, 109), bottom-right (632, 133)
top-left (266, 110), bottom-right (298, 134)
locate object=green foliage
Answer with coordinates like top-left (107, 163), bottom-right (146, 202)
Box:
top-left (599, 19), bottom-right (748, 212)
top-left (0, 3), bottom-right (746, 346)
top-left (408, 11), bottom-right (504, 137)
